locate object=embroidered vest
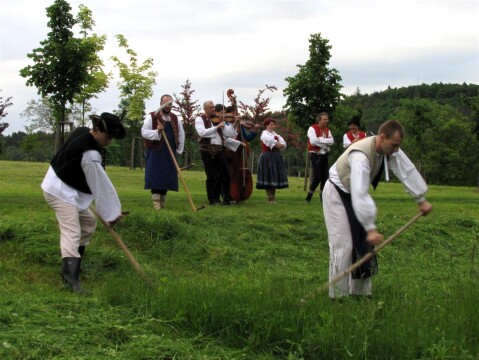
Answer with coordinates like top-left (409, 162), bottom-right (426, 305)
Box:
top-left (197, 114), bottom-right (224, 146)
top-left (346, 131), bottom-right (366, 143)
top-left (144, 111), bottom-right (179, 149)
top-left (336, 136), bottom-right (383, 192)
top-left (307, 124), bottom-right (330, 152)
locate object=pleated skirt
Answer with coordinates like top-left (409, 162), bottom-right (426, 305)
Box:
top-left (256, 151), bottom-right (289, 189)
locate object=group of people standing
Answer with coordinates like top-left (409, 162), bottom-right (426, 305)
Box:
top-left (144, 96), bottom-right (290, 207)
top-left (41, 94), bottom-right (432, 299)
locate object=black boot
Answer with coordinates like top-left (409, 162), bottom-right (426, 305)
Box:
top-left (305, 192), bottom-right (313, 203)
top-left (61, 257), bottom-right (87, 294)
top-left (78, 246), bottom-right (85, 273)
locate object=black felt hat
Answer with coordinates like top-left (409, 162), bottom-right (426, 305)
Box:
top-left (90, 112), bottom-right (126, 139)
top-left (347, 115), bottom-right (361, 127)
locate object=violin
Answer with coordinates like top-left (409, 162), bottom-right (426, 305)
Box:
top-left (210, 112), bottom-right (237, 125)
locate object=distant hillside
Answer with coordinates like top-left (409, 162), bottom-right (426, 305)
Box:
top-left (334, 83), bottom-right (479, 186)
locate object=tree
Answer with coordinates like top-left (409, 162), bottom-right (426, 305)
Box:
top-left (19, 0), bottom-right (101, 150)
top-left (0, 90), bottom-right (13, 156)
top-left (283, 33), bottom-right (342, 130)
top-left (173, 79), bottom-right (201, 166)
top-left (237, 85), bottom-right (277, 124)
top-left (0, 90), bottom-right (13, 133)
top-left (20, 97), bottom-right (55, 133)
top-left (74, 5), bottom-right (110, 126)
top-left (111, 34), bottom-right (157, 169)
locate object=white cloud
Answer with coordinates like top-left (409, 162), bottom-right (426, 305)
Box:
top-left (1, 0), bottom-right (478, 135)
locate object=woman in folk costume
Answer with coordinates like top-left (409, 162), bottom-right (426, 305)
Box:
top-left (256, 118), bottom-right (289, 204)
top-left (343, 115), bottom-right (367, 148)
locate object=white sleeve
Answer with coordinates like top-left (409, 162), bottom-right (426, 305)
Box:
top-left (260, 131), bottom-right (277, 149)
top-left (307, 127), bottom-right (322, 147)
top-left (349, 151), bottom-right (377, 231)
top-left (195, 117), bottom-right (218, 138)
top-left (389, 149), bottom-right (428, 202)
top-left (81, 150), bottom-right (122, 222)
top-left (222, 123), bottom-right (238, 138)
top-left (277, 134), bottom-right (287, 149)
top-left (176, 120), bottom-right (185, 154)
top-left (141, 114), bottom-right (161, 141)
top-left (343, 133), bottom-right (351, 148)
top-left (308, 127), bottom-right (334, 148)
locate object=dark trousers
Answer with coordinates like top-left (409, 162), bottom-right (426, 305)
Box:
top-left (309, 152), bottom-right (329, 193)
top-left (200, 150), bottom-right (231, 203)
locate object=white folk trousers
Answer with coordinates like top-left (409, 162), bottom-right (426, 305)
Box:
top-left (44, 192), bottom-right (97, 258)
top-left (322, 181), bottom-right (372, 298)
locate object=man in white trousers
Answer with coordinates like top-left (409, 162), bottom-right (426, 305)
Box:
top-left (322, 120), bottom-right (432, 299)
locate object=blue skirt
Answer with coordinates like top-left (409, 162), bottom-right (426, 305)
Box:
top-left (256, 151), bottom-right (289, 189)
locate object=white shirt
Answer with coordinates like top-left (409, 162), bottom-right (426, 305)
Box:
top-left (260, 130), bottom-right (287, 150)
top-left (194, 116), bottom-right (241, 152)
top-left (141, 112), bottom-right (185, 154)
top-left (307, 126), bottom-right (334, 154)
top-left (329, 149), bottom-right (428, 231)
top-left (41, 150), bottom-right (122, 222)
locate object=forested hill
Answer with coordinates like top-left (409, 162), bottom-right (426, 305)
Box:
top-left (337, 83), bottom-right (479, 186)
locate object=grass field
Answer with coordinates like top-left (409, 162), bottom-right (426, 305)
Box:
top-left (0, 160), bottom-right (478, 359)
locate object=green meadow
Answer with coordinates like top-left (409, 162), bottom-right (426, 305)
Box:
top-left (0, 160), bottom-right (478, 359)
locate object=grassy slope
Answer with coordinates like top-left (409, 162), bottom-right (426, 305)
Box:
top-left (0, 161), bottom-right (478, 359)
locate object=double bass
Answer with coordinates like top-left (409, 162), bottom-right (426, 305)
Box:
top-left (225, 89), bottom-right (254, 202)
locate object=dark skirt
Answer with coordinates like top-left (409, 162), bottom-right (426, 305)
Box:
top-left (256, 151), bottom-right (289, 189)
top-left (144, 123), bottom-right (178, 191)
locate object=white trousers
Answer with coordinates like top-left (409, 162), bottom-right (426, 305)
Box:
top-left (322, 181), bottom-right (371, 298)
top-left (44, 192), bottom-right (97, 258)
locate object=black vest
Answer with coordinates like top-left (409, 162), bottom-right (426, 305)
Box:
top-left (50, 127), bottom-right (101, 194)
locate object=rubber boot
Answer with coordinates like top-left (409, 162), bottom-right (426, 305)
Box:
top-left (152, 194), bottom-right (162, 210)
top-left (61, 257), bottom-right (87, 294)
top-left (78, 245), bottom-right (85, 274)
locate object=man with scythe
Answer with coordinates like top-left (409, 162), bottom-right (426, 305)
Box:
top-left (41, 112), bottom-right (126, 294)
top-left (322, 120), bottom-right (432, 299)
top-left (142, 94), bottom-right (185, 210)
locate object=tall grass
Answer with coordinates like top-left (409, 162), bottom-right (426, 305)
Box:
top-left (0, 160), bottom-right (478, 359)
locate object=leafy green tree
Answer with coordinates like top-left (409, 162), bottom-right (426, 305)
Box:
top-left (111, 34), bottom-right (157, 169)
top-left (394, 98), bottom-right (478, 185)
top-left (74, 5), bottom-right (110, 126)
top-left (19, 0), bottom-right (100, 150)
top-left (111, 34), bottom-right (157, 125)
top-left (283, 33), bottom-right (342, 130)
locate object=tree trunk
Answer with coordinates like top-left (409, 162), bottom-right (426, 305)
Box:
top-left (303, 149), bottom-right (309, 191)
top-left (130, 135), bottom-right (135, 170)
top-left (54, 124), bottom-right (61, 153)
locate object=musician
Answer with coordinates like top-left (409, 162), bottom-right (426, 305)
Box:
top-left (142, 94), bottom-right (185, 210)
top-left (343, 115), bottom-right (367, 148)
top-left (195, 101), bottom-right (242, 205)
top-left (225, 105), bottom-right (261, 142)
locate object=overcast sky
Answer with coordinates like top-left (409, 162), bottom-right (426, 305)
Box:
top-left (1, 0), bottom-right (478, 135)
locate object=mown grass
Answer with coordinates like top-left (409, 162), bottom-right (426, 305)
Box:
top-left (0, 160), bottom-right (478, 359)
